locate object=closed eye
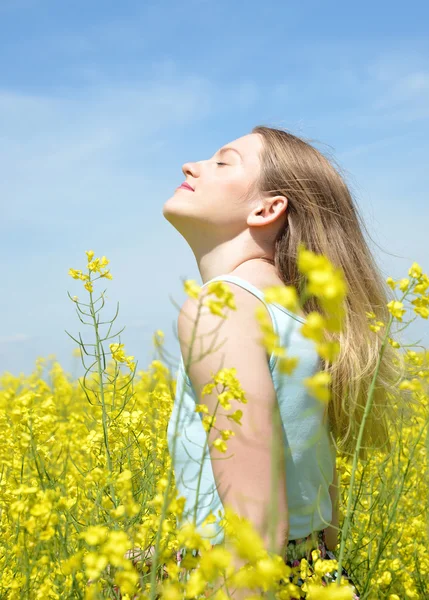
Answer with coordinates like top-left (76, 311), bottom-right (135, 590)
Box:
top-left (216, 162), bottom-right (227, 166)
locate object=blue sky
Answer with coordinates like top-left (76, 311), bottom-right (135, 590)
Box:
top-left (1, 0), bottom-right (428, 380)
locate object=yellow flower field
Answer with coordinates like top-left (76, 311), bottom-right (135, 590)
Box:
top-left (0, 248), bottom-right (428, 599)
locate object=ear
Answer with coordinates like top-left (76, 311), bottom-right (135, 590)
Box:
top-left (247, 195), bottom-right (288, 227)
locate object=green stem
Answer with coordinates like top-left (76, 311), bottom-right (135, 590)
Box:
top-left (335, 313), bottom-right (394, 584)
top-left (192, 398), bottom-right (222, 525)
top-left (88, 284), bottom-right (117, 511)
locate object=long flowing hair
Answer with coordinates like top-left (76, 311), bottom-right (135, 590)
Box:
top-left (252, 125), bottom-right (407, 461)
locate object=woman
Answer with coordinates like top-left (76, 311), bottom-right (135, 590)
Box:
top-left (161, 126), bottom-right (401, 599)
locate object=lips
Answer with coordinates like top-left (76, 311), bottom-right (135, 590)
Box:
top-left (178, 182), bottom-right (194, 191)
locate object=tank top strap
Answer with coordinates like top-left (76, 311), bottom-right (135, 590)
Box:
top-left (201, 274), bottom-right (280, 372)
top-left (201, 274), bottom-right (264, 301)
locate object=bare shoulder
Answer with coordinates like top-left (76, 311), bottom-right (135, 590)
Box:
top-left (233, 269), bottom-right (306, 320)
top-left (178, 282), bottom-right (264, 333)
top-left (177, 282), bottom-right (268, 363)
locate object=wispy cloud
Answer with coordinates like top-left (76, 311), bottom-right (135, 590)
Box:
top-left (0, 333), bottom-right (32, 344)
top-left (371, 70), bottom-right (429, 112)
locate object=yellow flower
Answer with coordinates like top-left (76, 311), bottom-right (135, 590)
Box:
top-left (300, 312), bottom-right (327, 343)
top-left (195, 403), bottom-right (209, 414)
top-left (84, 281), bottom-right (93, 293)
top-left (83, 552), bottom-right (109, 581)
top-left (217, 390), bottom-right (235, 410)
top-left (177, 522), bottom-right (208, 551)
top-left (220, 429), bottom-right (235, 441)
top-left (369, 320), bottom-right (385, 333)
top-left (125, 356), bottom-right (135, 371)
top-left (316, 341), bottom-right (341, 362)
top-left (308, 269), bottom-right (348, 306)
top-left (387, 300), bottom-right (406, 321)
top-left (263, 285), bottom-right (299, 312)
top-left (30, 501), bottom-right (51, 517)
top-left (203, 298), bottom-right (227, 318)
top-left (278, 355), bottom-right (300, 375)
top-left (202, 414), bottom-right (216, 431)
top-left (80, 525), bottom-right (109, 546)
top-left (160, 583), bottom-right (183, 600)
top-left (102, 530), bottom-right (131, 566)
top-left (202, 512), bottom-right (217, 527)
top-left (399, 379), bottom-right (422, 392)
top-left (311, 549), bottom-right (321, 562)
top-left (109, 343), bottom-right (135, 369)
top-left (306, 582), bottom-right (354, 599)
top-left (117, 469), bottom-right (133, 485)
top-left (411, 295), bottom-right (429, 308)
top-left (202, 382), bottom-right (216, 396)
top-left (185, 569), bottom-right (206, 598)
top-left (113, 570), bottom-right (139, 595)
top-left (227, 409), bottom-right (243, 426)
top-left (198, 546), bottom-right (233, 581)
top-left (85, 250), bottom-right (95, 263)
top-left (110, 504), bottom-right (126, 518)
top-left (110, 343), bottom-right (127, 362)
top-left (39, 526), bottom-right (55, 541)
top-left (222, 508), bottom-right (266, 566)
top-left (414, 274), bottom-right (429, 294)
top-left (398, 278), bottom-right (410, 292)
top-left (390, 558), bottom-right (401, 571)
top-left (388, 337), bottom-right (401, 348)
top-left (254, 556), bottom-right (284, 590)
top-left (408, 262), bottom-right (423, 279)
top-left (153, 329), bottom-right (165, 347)
top-left (386, 277), bottom-right (397, 289)
top-left (183, 279), bottom-right (201, 300)
top-left (304, 371), bottom-right (332, 404)
top-left (414, 305), bottom-right (429, 319)
top-left (87, 256), bottom-right (110, 274)
top-left (377, 570), bottom-right (392, 586)
top-left (68, 268), bottom-right (82, 279)
top-left (207, 281), bottom-right (237, 309)
top-left (297, 244), bottom-right (332, 275)
top-left (11, 485), bottom-right (39, 496)
top-left (213, 438), bottom-right (227, 453)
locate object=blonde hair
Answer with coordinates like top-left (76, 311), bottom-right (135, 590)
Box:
top-left (252, 124), bottom-right (407, 461)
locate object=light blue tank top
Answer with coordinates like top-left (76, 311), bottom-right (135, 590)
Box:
top-left (167, 274), bottom-right (335, 545)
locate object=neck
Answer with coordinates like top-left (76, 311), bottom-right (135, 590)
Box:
top-left (199, 256), bottom-right (276, 284)
top-left (188, 229), bottom-right (277, 284)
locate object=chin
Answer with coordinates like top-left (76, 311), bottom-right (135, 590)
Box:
top-left (162, 198), bottom-right (188, 226)
top-left (163, 193), bottom-right (192, 217)
top-left (162, 196), bottom-right (176, 218)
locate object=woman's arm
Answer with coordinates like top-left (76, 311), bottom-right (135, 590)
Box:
top-left (323, 460), bottom-right (340, 551)
top-left (177, 285), bottom-right (289, 557)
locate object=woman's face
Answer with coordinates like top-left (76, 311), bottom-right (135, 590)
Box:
top-left (162, 133), bottom-right (264, 239)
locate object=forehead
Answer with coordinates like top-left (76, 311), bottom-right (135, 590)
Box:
top-left (220, 133), bottom-right (262, 163)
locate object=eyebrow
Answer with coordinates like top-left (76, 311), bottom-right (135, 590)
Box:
top-left (218, 146), bottom-right (243, 161)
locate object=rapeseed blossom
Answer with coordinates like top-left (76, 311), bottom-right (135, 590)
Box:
top-left (0, 249), bottom-right (427, 598)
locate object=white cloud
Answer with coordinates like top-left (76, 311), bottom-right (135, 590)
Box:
top-left (0, 333), bottom-right (32, 344)
top-left (371, 70), bottom-right (429, 111)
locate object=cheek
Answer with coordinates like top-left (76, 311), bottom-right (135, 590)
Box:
top-left (211, 175), bottom-right (249, 205)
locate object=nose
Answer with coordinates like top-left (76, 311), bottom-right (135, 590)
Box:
top-left (182, 160), bottom-right (198, 178)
